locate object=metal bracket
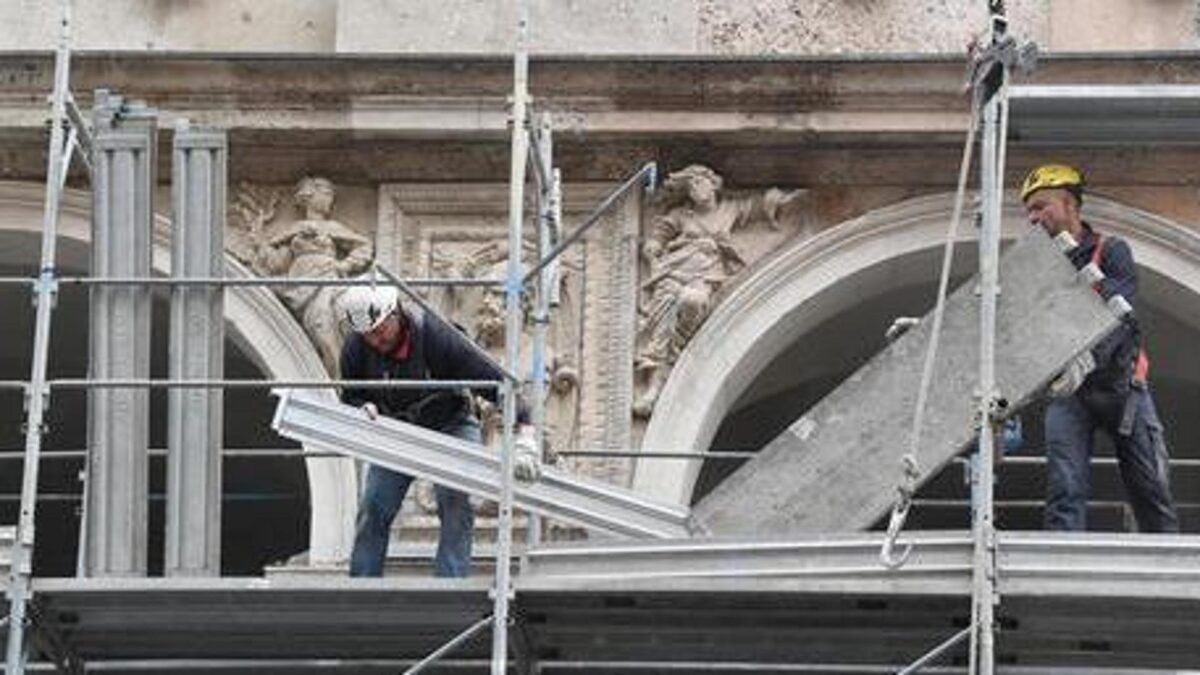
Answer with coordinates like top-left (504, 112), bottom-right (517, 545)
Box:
top-left (30, 270), bottom-right (59, 309)
top-left (965, 10), bottom-right (1037, 104)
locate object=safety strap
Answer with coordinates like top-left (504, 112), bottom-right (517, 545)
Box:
top-left (1090, 233), bottom-right (1150, 386)
top-left (1089, 232), bottom-right (1104, 292)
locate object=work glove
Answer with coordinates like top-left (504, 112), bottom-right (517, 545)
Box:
top-left (1048, 351), bottom-right (1095, 398)
top-left (885, 316), bottom-right (920, 343)
top-left (512, 424), bottom-right (541, 483)
top-left (361, 402), bottom-right (379, 421)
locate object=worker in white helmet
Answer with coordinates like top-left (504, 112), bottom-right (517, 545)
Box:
top-left (336, 284), bottom-right (535, 577)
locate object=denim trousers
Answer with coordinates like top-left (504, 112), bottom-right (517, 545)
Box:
top-left (1043, 386), bottom-right (1178, 533)
top-left (349, 415), bottom-right (481, 577)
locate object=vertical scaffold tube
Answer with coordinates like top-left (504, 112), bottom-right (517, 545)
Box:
top-left (6, 1), bottom-right (73, 672)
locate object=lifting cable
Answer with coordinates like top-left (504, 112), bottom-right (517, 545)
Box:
top-left (880, 91), bottom-right (984, 569)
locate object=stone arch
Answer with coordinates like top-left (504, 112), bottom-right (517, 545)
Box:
top-left (635, 191), bottom-right (1200, 506)
top-left (0, 181), bottom-right (356, 565)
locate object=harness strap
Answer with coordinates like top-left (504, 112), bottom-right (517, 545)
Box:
top-left (1091, 232), bottom-right (1150, 386)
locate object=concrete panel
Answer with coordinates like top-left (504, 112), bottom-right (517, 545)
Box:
top-left (693, 230), bottom-right (1120, 536)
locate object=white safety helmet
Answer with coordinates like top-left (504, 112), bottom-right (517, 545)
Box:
top-left (338, 285), bottom-right (399, 334)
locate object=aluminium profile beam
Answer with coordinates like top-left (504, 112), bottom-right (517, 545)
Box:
top-left (270, 390), bottom-right (691, 539)
top-left (165, 121), bottom-right (227, 577)
top-left (520, 531), bottom-right (1200, 601)
top-left (83, 90), bottom-right (157, 577)
top-left (1008, 84), bottom-right (1200, 146)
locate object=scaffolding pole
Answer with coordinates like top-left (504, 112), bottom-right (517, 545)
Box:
top-left (6, 0), bottom-right (74, 671)
top-left (968, 4), bottom-right (1011, 673)
top-left (491, 0), bottom-right (532, 671)
top-left (527, 111), bottom-right (560, 551)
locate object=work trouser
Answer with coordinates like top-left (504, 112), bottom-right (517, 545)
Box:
top-left (1043, 385), bottom-right (1179, 533)
top-left (349, 414), bottom-right (481, 577)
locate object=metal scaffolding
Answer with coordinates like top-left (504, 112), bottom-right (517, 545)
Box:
top-left (6, 1), bottom-right (1200, 674)
top-left (4, 0), bottom-right (658, 671)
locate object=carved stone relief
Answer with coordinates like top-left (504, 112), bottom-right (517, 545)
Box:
top-left (633, 165), bottom-right (813, 417)
top-left (379, 183), bottom-right (615, 530)
top-left (424, 239), bottom-right (583, 460)
top-left (227, 177), bottom-right (374, 377)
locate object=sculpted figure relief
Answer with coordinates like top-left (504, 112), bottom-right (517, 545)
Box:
top-left (431, 243), bottom-right (581, 459)
top-left (230, 177), bottom-right (374, 376)
top-left (407, 241), bottom-right (582, 516)
top-left (633, 165), bottom-right (808, 417)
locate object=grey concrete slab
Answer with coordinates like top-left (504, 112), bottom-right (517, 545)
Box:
top-left (693, 230), bottom-right (1121, 536)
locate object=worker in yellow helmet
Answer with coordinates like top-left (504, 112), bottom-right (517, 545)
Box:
top-left (1022, 163), bottom-right (1178, 533)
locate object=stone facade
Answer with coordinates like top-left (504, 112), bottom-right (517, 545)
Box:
top-left (3, 0), bottom-right (1198, 53)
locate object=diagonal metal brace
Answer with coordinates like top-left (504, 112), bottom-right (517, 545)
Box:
top-left (271, 390), bottom-right (691, 539)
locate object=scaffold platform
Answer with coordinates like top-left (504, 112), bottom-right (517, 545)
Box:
top-left (3, 531), bottom-right (1198, 673)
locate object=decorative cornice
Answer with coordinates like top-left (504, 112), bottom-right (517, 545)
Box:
top-left (4, 53), bottom-right (1199, 140)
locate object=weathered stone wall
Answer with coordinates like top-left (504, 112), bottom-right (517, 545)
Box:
top-left (3, 0), bottom-right (1197, 54)
top-left (698, 0), bottom-right (1049, 54)
top-left (0, 0), bottom-right (337, 51)
top-left (336, 0), bottom-right (696, 54)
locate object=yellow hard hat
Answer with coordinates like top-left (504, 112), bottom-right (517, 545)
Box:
top-left (1020, 163), bottom-right (1084, 202)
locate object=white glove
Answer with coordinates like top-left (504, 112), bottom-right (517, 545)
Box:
top-left (361, 402), bottom-right (379, 421)
top-left (1049, 351), bottom-right (1096, 398)
top-left (512, 424), bottom-right (540, 483)
top-left (885, 316), bottom-right (920, 343)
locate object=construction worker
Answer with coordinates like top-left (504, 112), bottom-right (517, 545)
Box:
top-left (1021, 163), bottom-right (1179, 532)
top-left (336, 284), bottom-right (537, 577)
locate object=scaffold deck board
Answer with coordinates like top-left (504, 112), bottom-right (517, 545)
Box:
top-left (271, 390), bottom-right (692, 539)
top-left (693, 230), bottom-right (1121, 536)
top-left (6, 532), bottom-right (1200, 673)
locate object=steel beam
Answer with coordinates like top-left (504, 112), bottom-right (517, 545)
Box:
top-left (693, 229), bottom-right (1122, 537)
top-left (270, 390), bottom-right (691, 539)
top-left (83, 90), bottom-right (157, 577)
top-left (165, 121), bottom-right (226, 577)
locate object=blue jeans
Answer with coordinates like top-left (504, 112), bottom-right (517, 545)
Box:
top-left (349, 415), bottom-right (481, 577)
top-left (1044, 386), bottom-right (1178, 532)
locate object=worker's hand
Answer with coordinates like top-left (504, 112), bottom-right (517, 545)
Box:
top-left (885, 316), bottom-right (920, 343)
top-left (1048, 351), bottom-right (1096, 398)
top-left (512, 424), bottom-right (540, 483)
top-left (361, 402), bottom-right (379, 421)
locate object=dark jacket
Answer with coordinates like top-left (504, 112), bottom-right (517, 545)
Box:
top-left (339, 306), bottom-right (513, 431)
top-left (1066, 223), bottom-right (1141, 395)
